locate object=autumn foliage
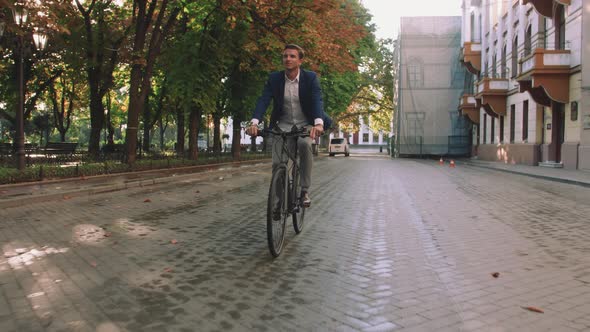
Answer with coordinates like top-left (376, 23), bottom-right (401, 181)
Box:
top-left (222, 0), bottom-right (368, 73)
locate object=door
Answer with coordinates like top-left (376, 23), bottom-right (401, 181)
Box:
top-left (551, 102), bottom-right (565, 162)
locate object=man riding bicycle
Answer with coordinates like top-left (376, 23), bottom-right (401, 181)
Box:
top-left (246, 44), bottom-right (331, 208)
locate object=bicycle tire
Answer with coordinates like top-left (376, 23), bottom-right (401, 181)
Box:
top-left (267, 166), bottom-right (288, 257)
top-left (292, 164), bottom-right (305, 234)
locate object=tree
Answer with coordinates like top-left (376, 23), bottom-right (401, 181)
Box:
top-left (335, 38), bottom-right (395, 133)
top-left (125, 0), bottom-right (180, 164)
top-left (48, 75), bottom-right (79, 142)
top-left (72, 0), bottom-right (131, 156)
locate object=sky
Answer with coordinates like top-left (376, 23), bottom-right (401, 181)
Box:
top-left (361, 0), bottom-right (463, 40)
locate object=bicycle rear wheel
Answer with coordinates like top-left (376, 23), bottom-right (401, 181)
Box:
top-left (267, 166), bottom-right (288, 257)
top-left (292, 164), bottom-right (305, 234)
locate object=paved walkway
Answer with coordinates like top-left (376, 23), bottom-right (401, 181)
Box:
top-left (1, 155), bottom-right (590, 331)
top-left (2, 155), bottom-right (589, 209)
top-left (456, 158), bottom-right (590, 187)
top-left (0, 160), bottom-right (270, 209)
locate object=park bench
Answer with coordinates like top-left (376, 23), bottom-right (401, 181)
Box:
top-left (43, 142), bottom-right (78, 157)
top-left (0, 143), bottom-right (11, 156)
top-left (101, 143), bottom-right (126, 161)
top-left (0, 143), bottom-right (38, 156)
top-left (25, 143), bottom-right (38, 155)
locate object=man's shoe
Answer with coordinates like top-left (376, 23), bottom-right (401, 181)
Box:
top-left (301, 191), bottom-right (311, 208)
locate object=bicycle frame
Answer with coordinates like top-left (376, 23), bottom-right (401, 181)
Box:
top-left (262, 126), bottom-right (308, 257)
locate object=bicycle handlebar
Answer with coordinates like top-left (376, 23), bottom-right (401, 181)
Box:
top-left (259, 126), bottom-right (310, 138)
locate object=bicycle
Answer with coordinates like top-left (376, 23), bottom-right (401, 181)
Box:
top-left (261, 126), bottom-right (308, 257)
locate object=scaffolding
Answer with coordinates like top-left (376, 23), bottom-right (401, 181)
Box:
top-left (395, 16), bottom-right (471, 158)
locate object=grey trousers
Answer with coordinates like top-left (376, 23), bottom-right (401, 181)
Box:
top-left (272, 135), bottom-right (313, 192)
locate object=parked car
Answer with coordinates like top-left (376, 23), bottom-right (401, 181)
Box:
top-left (329, 138), bottom-right (349, 157)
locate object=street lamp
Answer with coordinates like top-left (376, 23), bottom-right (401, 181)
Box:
top-left (12, 4), bottom-right (48, 170)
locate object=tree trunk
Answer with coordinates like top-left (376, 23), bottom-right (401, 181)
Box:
top-left (176, 104), bottom-right (185, 155)
top-left (232, 116), bottom-right (242, 160)
top-left (213, 113), bottom-right (221, 155)
top-left (142, 94), bottom-right (151, 153)
top-left (88, 89), bottom-right (104, 156)
top-left (188, 107), bottom-right (200, 160)
top-left (159, 118), bottom-right (165, 151)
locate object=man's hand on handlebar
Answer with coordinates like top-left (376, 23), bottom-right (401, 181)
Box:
top-left (309, 124), bottom-right (324, 140)
top-left (246, 124), bottom-right (259, 137)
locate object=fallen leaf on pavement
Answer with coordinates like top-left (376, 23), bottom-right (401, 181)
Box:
top-left (104, 232), bottom-right (112, 237)
top-left (27, 292), bottom-right (45, 298)
top-left (522, 306), bottom-right (544, 313)
top-left (90, 262), bottom-right (97, 267)
top-left (63, 195), bottom-right (72, 200)
top-left (195, 190), bottom-right (200, 193)
top-left (164, 267), bottom-right (173, 273)
top-left (170, 239), bottom-right (178, 244)
top-left (144, 198), bottom-right (151, 203)
top-left (491, 272), bottom-right (500, 278)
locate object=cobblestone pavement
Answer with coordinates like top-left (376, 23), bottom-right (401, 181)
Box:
top-left (1, 155), bottom-right (590, 331)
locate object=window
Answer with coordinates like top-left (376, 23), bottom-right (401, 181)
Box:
top-left (478, 14), bottom-right (482, 42)
top-left (499, 116), bottom-right (504, 143)
top-left (406, 113), bottom-right (425, 144)
top-left (330, 138), bottom-right (345, 144)
top-left (483, 114), bottom-right (487, 144)
top-left (511, 37), bottom-right (518, 78)
top-left (373, 133), bottom-right (379, 143)
top-left (492, 54), bottom-right (497, 78)
top-left (522, 100), bottom-right (529, 141)
top-left (470, 13), bottom-right (476, 42)
top-left (501, 45), bottom-right (507, 78)
top-left (524, 25), bottom-right (532, 56)
top-left (362, 133), bottom-right (369, 143)
top-left (510, 104), bottom-right (516, 143)
top-left (541, 18), bottom-right (548, 49)
top-left (555, 5), bottom-right (565, 50)
top-left (407, 60), bottom-right (423, 87)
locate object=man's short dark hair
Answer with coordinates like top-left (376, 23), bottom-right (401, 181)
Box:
top-left (284, 44), bottom-right (305, 59)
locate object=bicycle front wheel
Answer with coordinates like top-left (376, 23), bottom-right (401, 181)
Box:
top-left (267, 166), bottom-right (288, 257)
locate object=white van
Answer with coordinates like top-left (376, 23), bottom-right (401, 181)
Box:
top-left (329, 138), bottom-right (350, 157)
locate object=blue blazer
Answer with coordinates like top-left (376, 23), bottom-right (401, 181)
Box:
top-left (252, 69), bottom-right (332, 130)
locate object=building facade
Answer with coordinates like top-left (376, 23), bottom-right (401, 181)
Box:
top-left (330, 116), bottom-right (390, 147)
top-left (398, 16), bottom-right (471, 158)
top-left (460, 0), bottom-right (589, 170)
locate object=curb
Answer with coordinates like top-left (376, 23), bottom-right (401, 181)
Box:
top-left (458, 160), bottom-right (590, 188)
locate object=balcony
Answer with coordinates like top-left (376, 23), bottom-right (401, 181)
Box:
top-left (461, 42), bottom-right (481, 75)
top-left (475, 77), bottom-right (509, 117)
top-left (458, 94), bottom-right (479, 124)
top-left (523, 0), bottom-right (570, 18)
top-left (516, 47), bottom-right (570, 106)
